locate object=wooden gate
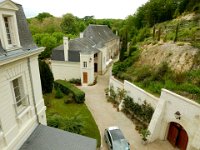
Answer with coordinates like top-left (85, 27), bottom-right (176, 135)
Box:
top-left (167, 122), bottom-right (188, 150)
top-left (83, 72), bottom-right (88, 83)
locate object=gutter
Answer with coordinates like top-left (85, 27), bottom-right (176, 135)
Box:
top-left (0, 47), bottom-right (44, 66)
top-left (27, 57), bottom-right (40, 123)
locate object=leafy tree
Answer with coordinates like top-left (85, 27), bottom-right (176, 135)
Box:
top-left (38, 60), bottom-right (54, 93)
top-left (60, 13), bottom-right (78, 35)
top-left (36, 12), bottom-right (53, 21)
top-left (39, 35), bottom-right (57, 59)
top-left (52, 32), bottom-right (65, 44)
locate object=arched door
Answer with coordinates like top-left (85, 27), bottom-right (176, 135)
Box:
top-left (167, 122), bottom-right (188, 150)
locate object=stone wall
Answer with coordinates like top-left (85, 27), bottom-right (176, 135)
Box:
top-left (110, 76), bottom-right (200, 150)
top-left (109, 76), bottom-right (158, 109)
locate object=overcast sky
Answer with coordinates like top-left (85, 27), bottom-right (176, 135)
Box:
top-left (13, 0), bottom-right (148, 19)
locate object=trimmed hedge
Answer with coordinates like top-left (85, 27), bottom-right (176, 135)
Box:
top-left (54, 80), bottom-right (85, 103)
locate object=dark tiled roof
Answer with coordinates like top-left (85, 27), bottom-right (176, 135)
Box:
top-left (51, 38), bottom-right (99, 61)
top-left (69, 38), bottom-right (99, 54)
top-left (83, 24), bottom-right (119, 46)
top-left (15, 4), bottom-right (37, 50)
top-left (20, 124), bottom-right (97, 150)
top-left (0, 2), bottom-right (38, 60)
top-left (51, 45), bottom-right (65, 61)
top-left (69, 51), bottom-right (80, 62)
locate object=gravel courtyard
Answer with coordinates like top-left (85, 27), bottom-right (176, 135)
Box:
top-left (79, 68), bottom-right (175, 150)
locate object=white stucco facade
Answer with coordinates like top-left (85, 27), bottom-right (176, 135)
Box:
top-left (148, 89), bottom-right (200, 150)
top-left (0, 51), bottom-right (47, 150)
top-left (110, 76), bottom-right (200, 150)
top-left (51, 25), bottom-right (120, 86)
top-left (51, 61), bottom-right (81, 81)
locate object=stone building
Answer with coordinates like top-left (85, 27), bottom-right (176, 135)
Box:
top-left (51, 25), bottom-right (120, 85)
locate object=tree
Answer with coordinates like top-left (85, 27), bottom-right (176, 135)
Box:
top-left (39, 35), bottom-right (57, 59)
top-left (38, 60), bottom-right (54, 93)
top-left (36, 12), bottom-right (53, 21)
top-left (60, 13), bottom-right (78, 35)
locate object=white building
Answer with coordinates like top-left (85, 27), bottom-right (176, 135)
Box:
top-left (51, 25), bottom-right (120, 85)
top-left (110, 76), bottom-right (200, 150)
top-left (0, 0), bottom-right (46, 149)
top-left (0, 1), bottom-right (96, 150)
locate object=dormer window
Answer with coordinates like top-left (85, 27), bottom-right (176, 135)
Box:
top-left (4, 17), bottom-right (12, 45)
top-left (0, 0), bottom-right (20, 51)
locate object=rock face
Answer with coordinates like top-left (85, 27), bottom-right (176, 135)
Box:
top-left (138, 42), bottom-right (199, 72)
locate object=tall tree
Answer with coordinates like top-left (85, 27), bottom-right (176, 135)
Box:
top-left (36, 12), bottom-right (53, 21)
top-left (60, 13), bottom-right (78, 35)
top-left (39, 60), bottom-right (54, 93)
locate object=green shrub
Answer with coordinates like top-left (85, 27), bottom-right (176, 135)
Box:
top-left (123, 96), bottom-right (154, 124)
top-left (129, 45), bottom-right (138, 56)
top-left (179, 83), bottom-right (200, 94)
top-left (47, 114), bottom-right (63, 128)
top-left (135, 67), bottom-right (152, 82)
top-left (54, 80), bottom-right (85, 103)
top-left (64, 93), bottom-right (74, 104)
top-left (55, 87), bottom-right (63, 99)
top-left (69, 78), bottom-right (81, 85)
top-left (147, 81), bottom-right (163, 94)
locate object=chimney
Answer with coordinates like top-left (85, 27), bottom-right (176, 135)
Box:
top-left (63, 37), bottom-right (68, 61)
top-left (80, 32), bottom-right (84, 38)
top-left (115, 30), bottom-right (118, 36)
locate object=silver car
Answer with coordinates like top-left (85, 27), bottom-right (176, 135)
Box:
top-left (104, 126), bottom-right (130, 150)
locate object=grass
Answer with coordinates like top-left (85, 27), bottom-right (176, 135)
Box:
top-left (43, 90), bottom-right (101, 147)
top-left (114, 61), bottom-right (200, 103)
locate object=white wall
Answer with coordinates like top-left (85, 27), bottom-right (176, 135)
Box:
top-left (51, 61), bottom-right (81, 80)
top-left (0, 55), bottom-right (46, 150)
top-left (80, 53), bottom-right (94, 85)
top-left (110, 76), bottom-right (200, 150)
top-left (109, 76), bottom-right (158, 109)
top-left (148, 89), bottom-right (200, 150)
top-left (124, 80), bottom-right (159, 109)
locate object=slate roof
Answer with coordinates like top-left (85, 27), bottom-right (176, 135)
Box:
top-left (83, 24), bottom-right (119, 45)
top-left (52, 25), bottom-right (119, 61)
top-left (0, 1), bottom-right (38, 61)
top-left (52, 37), bottom-right (99, 62)
top-left (20, 124), bottom-right (97, 150)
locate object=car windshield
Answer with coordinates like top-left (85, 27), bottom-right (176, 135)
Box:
top-left (113, 139), bottom-right (130, 150)
top-left (110, 129), bottom-right (125, 141)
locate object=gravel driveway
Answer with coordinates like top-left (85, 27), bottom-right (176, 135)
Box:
top-left (79, 69), bottom-right (174, 150)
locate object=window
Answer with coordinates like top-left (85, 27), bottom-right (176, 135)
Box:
top-left (1, 14), bottom-right (20, 50)
top-left (83, 61), bottom-right (87, 68)
top-left (12, 77), bottom-right (29, 114)
top-left (4, 17), bottom-right (12, 45)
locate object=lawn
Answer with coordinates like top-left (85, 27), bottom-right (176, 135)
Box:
top-left (43, 90), bottom-right (101, 147)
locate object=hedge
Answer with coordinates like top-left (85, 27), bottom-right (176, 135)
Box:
top-left (54, 80), bottom-right (85, 103)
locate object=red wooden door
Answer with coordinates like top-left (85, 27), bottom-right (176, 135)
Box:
top-left (167, 123), bottom-right (179, 147)
top-left (83, 72), bottom-right (88, 83)
top-left (177, 129), bottom-right (188, 150)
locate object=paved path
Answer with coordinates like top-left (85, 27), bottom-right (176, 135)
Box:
top-left (80, 69), bottom-right (175, 150)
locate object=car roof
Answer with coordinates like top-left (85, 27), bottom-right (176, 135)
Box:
top-left (108, 128), bottom-right (125, 141)
top-left (107, 126), bottom-right (119, 131)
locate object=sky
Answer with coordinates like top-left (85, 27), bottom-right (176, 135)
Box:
top-left (13, 0), bottom-right (148, 19)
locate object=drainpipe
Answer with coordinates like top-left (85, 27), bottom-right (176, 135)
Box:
top-left (27, 57), bottom-right (40, 124)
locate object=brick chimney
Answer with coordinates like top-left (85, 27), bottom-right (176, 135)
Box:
top-left (63, 37), bottom-right (68, 61)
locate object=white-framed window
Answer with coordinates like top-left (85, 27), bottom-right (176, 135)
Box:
top-left (0, 14), bottom-right (20, 50)
top-left (12, 77), bottom-right (29, 114)
top-left (4, 17), bottom-right (12, 45)
top-left (83, 61), bottom-right (87, 68)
